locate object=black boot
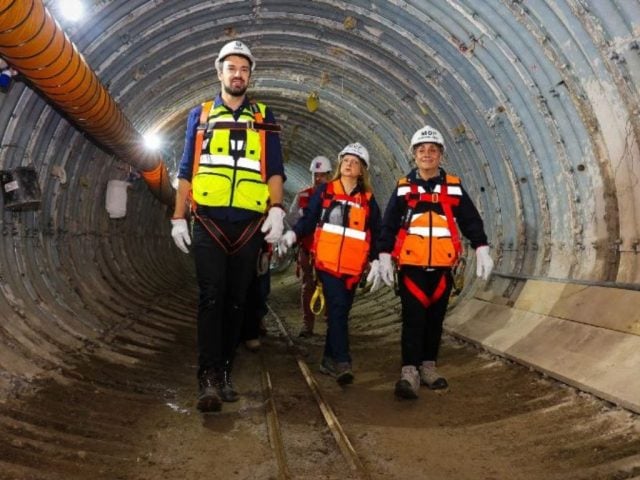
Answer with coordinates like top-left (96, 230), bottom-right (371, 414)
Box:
top-left (197, 369), bottom-right (222, 413)
top-left (219, 361), bottom-right (239, 402)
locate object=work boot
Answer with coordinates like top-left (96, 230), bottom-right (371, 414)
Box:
top-left (394, 365), bottom-right (419, 399)
top-left (335, 362), bottom-right (354, 386)
top-left (419, 361), bottom-right (448, 390)
top-left (197, 369), bottom-right (222, 413)
top-left (319, 357), bottom-right (337, 376)
top-left (220, 362), bottom-right (239, 402)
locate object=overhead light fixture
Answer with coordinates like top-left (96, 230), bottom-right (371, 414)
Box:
top-left (306, 91), bottom-right (319, 113)
top-left (57, 0), bottom-right (85, 22)
top-left (143, 132), bottom-right (162, 151)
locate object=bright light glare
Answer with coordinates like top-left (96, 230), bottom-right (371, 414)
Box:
top-left (58, 0), bottom-right (85, 22)
top-left (143, 132), bottom-right (162, 151)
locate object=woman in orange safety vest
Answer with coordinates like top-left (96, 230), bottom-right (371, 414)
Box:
top-left (279, 142), bottom-right (382, 386)
top-left (371, 125), bottom-right (494, 400)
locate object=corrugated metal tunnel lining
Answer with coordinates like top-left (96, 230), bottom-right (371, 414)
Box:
top-left (0, 0), bottom-right (639, 477)
top-left (11, 0), bottom-right (637, 278)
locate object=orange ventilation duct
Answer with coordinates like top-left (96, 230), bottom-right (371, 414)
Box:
top-left (0, 0), bottom-right (174, 206)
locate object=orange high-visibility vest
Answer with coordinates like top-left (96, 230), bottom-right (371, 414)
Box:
top-left (312, 180), bottom-right (372, 277)
top-left (392, 174), bottom-right (463, 267)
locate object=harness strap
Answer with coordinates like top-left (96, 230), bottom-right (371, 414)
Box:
top-left (439, 183), bottom-right (463, 257)
top-left (391, 180), bottom-right (463, 261)
top-left (189, 101), bottom-right (214, 211)
top-left (208, 120), bottom-right (281, 132)
top-left (403, 272), bottom-right (448, 309)
top-left (345, 275), bottom-right (360, 290)
top-left (391, 183), bottom-right (419, 259)
top-left (193, 101), bottom-right (213, 179)
top-left (319, 182), bottom-right (372, 221)
top-left (250, 102), bottom-right (268, 182)
top-left (193, 212), bottom-right (263, 255)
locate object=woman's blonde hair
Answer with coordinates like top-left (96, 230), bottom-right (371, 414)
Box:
top-left (331, 155), bottom-right (373, 193)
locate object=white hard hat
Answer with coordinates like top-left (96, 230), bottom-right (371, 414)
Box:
top-left (309, 156), bottom-right (332, 173)
top-left (215, 40), bottom-right (255, 72)
top-left (339, 142), bottom-right (370, 167)
top-left (410, 125), bottom-right (445, 152)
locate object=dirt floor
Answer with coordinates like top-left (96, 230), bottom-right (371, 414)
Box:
top-left (1, 267), bottom-right (639, 480)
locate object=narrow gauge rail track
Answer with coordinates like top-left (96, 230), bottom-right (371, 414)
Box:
top-left (259, 303), bottom-right (371, 480)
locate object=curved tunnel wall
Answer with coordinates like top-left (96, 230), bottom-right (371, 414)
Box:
top-left (0, 1), bottom-right (638, 408)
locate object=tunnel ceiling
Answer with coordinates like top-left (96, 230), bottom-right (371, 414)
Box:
top-left (1, 0), bottom-right (640, 285)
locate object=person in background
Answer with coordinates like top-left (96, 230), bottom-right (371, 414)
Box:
top-left (170, 41), bottom-right (285, 413)
top-left (285, 156), bottom-right (333, 337)
top-left (279, 143), bottom-right (381, 385)
top-left (370, 125), bottom-right (494, 400)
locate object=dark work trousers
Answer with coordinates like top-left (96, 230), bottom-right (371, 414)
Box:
top-left (241, 268), bottom-right (270, 342)
top-left (192, 218), bottom-right (264, 378)
top-left (398, 266), bottom-right (453, 367)
top-left (317, 270), bottom-right (357, 364)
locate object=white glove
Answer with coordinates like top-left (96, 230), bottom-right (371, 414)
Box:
top-left (278, 230), bottom-right (297, 255)
top-left (475, 245), bottom-right (494, 280)
top-left (171, 218), bottom-right (191, 254)
top-left (261, 206), bottom-right (286, 244)
top-left (366, 260), bottom-right (382, 292)
top-left (378, 252), bottom-right (394, 286)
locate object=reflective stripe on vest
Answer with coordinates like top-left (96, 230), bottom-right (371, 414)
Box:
top-left (397, 184), bottom-right (463, 197)
top-left (191, 101), bottom-right (269, 213)
top-left (199, 154), bottom-right (261, 172)
top-left (312, 180), bottom-right (371, 277)
top-left (319, 223), bottom-right (368, 241)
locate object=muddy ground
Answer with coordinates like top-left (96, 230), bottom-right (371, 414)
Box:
top-left (1, 268), bottom-right (639, 479)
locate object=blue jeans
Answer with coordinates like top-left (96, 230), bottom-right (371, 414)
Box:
top-left (317, 270), bottom-right (357, 364)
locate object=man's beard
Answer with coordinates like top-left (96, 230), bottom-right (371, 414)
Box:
top-left (223, 82), bottom-right (248, 97)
